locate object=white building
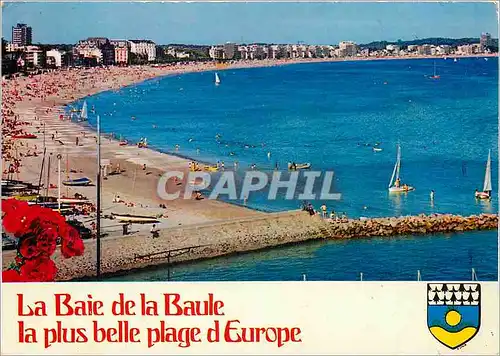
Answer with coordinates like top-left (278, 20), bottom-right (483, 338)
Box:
top-left (5, 42), bottom-right (22, 52)
top-left (386, 44), bottom-right (400, 52)
top-left (25, 46), bottom-right (43, 67)
top-left (128, 40), bottom-right (156, 62)
top-left (209, 46), bottom-right (224, 60)
top-left (46, 49), bottom-right (65, 67)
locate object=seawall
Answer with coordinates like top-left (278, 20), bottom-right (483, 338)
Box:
top-left (2, 211), bottom-right (497, 281)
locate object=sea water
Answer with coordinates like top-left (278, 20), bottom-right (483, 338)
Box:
top-left (72, 57), bottom-right (499, 281)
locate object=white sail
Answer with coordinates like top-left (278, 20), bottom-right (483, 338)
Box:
top-left (80, 101), bottom-right (88, 120)
top-left (482, 150), bottom-right (492, 192)
top-left (389, 145), bottom-right (401, 188)
top-left (215, 73), bottom-right (221, 84)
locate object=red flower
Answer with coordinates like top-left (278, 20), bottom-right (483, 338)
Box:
top-left (61, 227), bottom-right (84, 258)
top-left (20, 258), bottom-right (57, 282)
top-left (30, 223), bottom-right (58, 256)
top-left (19, 236), bottom-right (40, 259)
top-left (2, 269), bottom-right (26, 282)
top-left (2, 200), bottom-right (84, 282)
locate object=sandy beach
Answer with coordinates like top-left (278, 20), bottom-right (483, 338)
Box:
top-left (2, 54), bottom-right (497, 280)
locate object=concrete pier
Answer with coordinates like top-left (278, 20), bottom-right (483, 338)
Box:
top-left (2, 211), bottom-right (497, 280)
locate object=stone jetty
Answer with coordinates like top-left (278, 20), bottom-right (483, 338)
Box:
top-left (2, 211), bottom-right (497, 281)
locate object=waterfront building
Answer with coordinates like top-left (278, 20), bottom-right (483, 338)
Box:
top-left (128, 40), bottom-right (156, 62)
top-left (417, 44), bottom-right (432, 55)
top-left (46, 49), bottom-right (65, 67)
top-left (248, 44), bottom-right (266, 60)
top-left (386, 44), bottom-right (400, 52)
top-left (110, 40), bottom-right (129, 65)
top-left (339, 41), bottom-right (358, 57)
top-left (74, 38), bottom-right (106, 64)
top-left (24, 46), bottom-right (43, 67)
top-left (480, 32), bottom-right (492, 49)
top-left (12, 23), bottom-right (32, 46)
top-left (209, 46), bottom-right (224, 60)
top-left (238, 45), bottom-right (249, 60)
top-left (5, 42), bottom-right (22, 52)
top-left (407, 45), bottom-right (418, 52)
top-left (435, 45), bottom-right (451, 55)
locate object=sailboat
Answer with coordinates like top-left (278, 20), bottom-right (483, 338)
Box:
top-left (430, 62), bottom-right (440, 79)
top-left (79, 101), bottom-right (88, 122)
top-left (388, 145), bottom-right (414, 193)
top-left (215, 73), bottom-right (221, 85)
top-left (475, 150), bottom-right (492, 200)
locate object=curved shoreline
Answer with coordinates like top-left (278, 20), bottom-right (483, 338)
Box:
top-left (2, 55), bottom-right (498, 281)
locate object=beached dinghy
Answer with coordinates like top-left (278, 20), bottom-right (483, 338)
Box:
top-left (475, 150), bottom-right (492, 200)
top-left (111, 213), bottom-right (159, 224)
top-left (11, 133), bottom-right (37, 139)
top-left (62, 177), bottom-right (92, 186)
top-left (58, 197), bottom-right (91, 204)
top-left (388, 145), bottom-right (414, 193)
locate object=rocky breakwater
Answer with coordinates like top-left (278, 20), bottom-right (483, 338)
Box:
top-left (323, 213), bottom-right (498, 239)
top-left (2, 212), bottom-right (497, 281)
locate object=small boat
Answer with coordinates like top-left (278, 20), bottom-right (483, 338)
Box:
top-left (58, 197), bottom-right (91, 204)
top-left (430, 61), bottom-right (440, 79)
top-left (454, 58), bottom-right (458, 63)
top-left (11, 133), bottom-right (37, 139)
top-left (13, 193), bottom-right (39, 201)
top-left (475, 150), bottom-right (492, 200)
top-left (203, 165), bottom-right (219, 172)
top-left (388, 145), bottom-right (414, 193)
top-left (373, 147), bottom-right (383, 152)
top-left (288, 163), bottom-right (311, 170)
top-left (111, 213), bottom-right (159, 224)
top-left (62, 177), bottom-right (92, 186)
top-left (119, 140), bottom-right (128, 146)
top-left (79, 100), bottom-right (88, 121)
top-left (215, 73), bottom-right (221, 85)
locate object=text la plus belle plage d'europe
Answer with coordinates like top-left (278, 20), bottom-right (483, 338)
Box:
top-left (17, 293), bottom-right (302, 348)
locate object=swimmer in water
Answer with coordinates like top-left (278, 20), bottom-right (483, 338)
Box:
top-left (267, 152), bottom-right (271, 159)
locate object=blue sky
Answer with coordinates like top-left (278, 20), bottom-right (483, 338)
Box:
top-left (2, 2), bottom-right (498, 45)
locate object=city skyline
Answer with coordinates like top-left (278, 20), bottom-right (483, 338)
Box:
top-left (2, 2), bottom-right (498, 45)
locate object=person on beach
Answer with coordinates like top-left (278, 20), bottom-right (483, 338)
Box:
top-left (150, 224), bottom-right (159, 238)
top-left (321, 204), bottom-right (328, 218)
top-left (75, 137), bottom-right (79, 146)
top-left (307, 203), bottom-right (315, 216)
top-left (143, 163), bottom-right (147, 171)
top-left (330, 211), bottom-right (336, 220)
